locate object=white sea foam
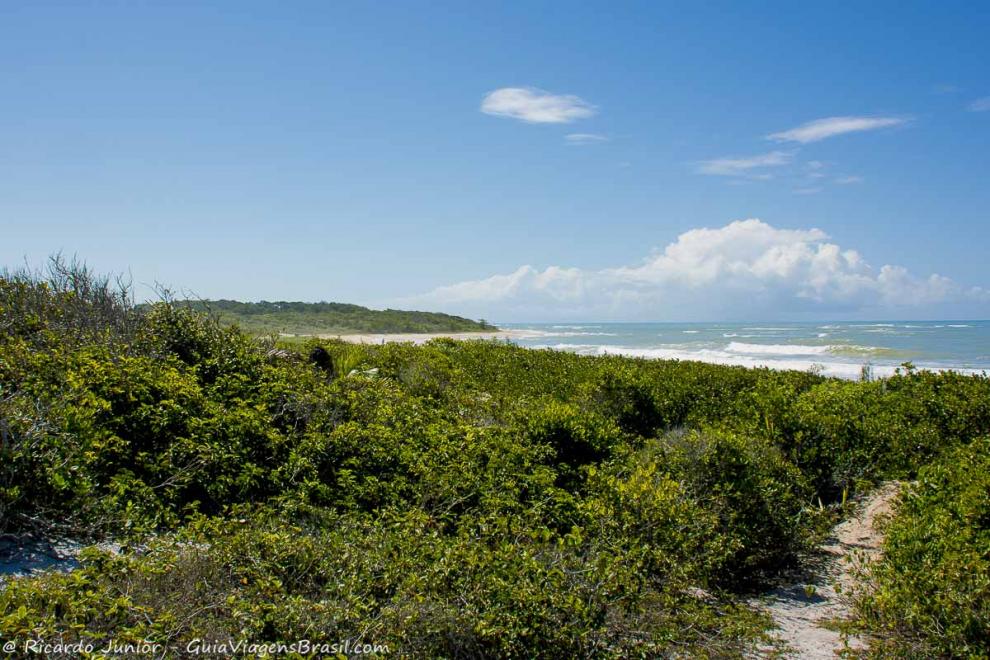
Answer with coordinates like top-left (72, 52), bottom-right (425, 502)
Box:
top-left (725, 342), bottom-right (886, 357)
top-left (548, 332), bottom-right (618, 337)
top-left (538, 343), bottom-right (986, 380)
top-left (541, 343), bottom-right (869, 378)
top-left (726, 342), bottom-right (834, 356)
top-left (514, 329), bottom-right (616, 338)
top-left (948, 324), bottom-right (971, 328)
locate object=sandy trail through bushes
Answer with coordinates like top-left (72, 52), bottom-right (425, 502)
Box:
top-left (754, 482), bottom-right (900, 658)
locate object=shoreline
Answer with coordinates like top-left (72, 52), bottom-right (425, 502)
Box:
top-left (285, 329), bottom-right (531, 345)
top-left (280, 329), bottom-right (987, 380)
top-left (535, 343), bottom-right (987, 380)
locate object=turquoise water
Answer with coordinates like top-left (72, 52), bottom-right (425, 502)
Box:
top-left (500, 321), bottom-right (990, 379)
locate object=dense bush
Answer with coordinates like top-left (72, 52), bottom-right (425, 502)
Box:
top-left (662, 429), bottom-right (815, 585)
top-left (0, 505), bottom-right (773, 657)
top-left (2, 261), bottom-right (989, 656)
top-left (853, 439), bottom-right (990, 657)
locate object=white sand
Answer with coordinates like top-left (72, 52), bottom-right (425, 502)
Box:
top-left (286, 329), bottom-right (531, 345)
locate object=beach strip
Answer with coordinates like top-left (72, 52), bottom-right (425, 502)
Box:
top-left (284, 329), bottom-right (529, 345)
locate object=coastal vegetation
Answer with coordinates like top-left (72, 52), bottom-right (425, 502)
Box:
top-left (1, 259), bottom-right (988, 656)
top-left (165, 299), bottom-right (496, 336)
top-left (851, 440), bottom-right (990, 657)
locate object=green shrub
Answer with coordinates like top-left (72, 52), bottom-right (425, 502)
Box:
top-left (854, 439), bottom-right (990, 657)
top-left (0, 506), bottom-right (770, 658)
top-left (520, 401), bottom-right (623, 490)
top-left (662, 429), bottom-right (816, 585)
top-left (580, 364), bottom-right (668, 436)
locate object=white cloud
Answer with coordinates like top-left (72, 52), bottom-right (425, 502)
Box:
top-left (834, 175), bottom-right (864, 184)
top-left (424, 265), bottom-right (536, 303)
top-left (565, 133), bottom-right (608, 145)
top-left (793, 187), bottom-right (823, 195)
top-left (406, 219), bottom-right (985, 320)
top-left (968, 97), bottom-right (990, 112)
top-left (768, 116), bottom-right (908, 143)
top-left (697, 150), bottom-right (792, 177)
top-left (480, 87), bottom-right (596, 124)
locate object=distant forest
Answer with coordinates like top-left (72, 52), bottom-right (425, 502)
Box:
top-left (171, 299), bottom-right (497, 335)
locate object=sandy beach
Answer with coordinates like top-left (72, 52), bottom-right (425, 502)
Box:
top-left (300, 329), bottom-right (531, 345)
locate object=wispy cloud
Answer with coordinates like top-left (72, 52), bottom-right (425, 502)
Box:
top-left (805, 161), bottom-right (827, 178)
top-left (768, 116), bottom-right (908, 143)
top-left (834, 175), bottom-right (864, 185)
top-left (968, 97), bottom-right (990, 112)
top-left (697, 150), bottom-right (792, 177)
top-left (481, 87), bottom-right (596, 124)
top-left (793, 186), bottom-right (823, 195)
top-left (565, 133), bottom-right (608, 145)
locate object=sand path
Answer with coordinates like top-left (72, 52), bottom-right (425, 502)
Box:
top-left (753, 482), bottom-right (901, 658)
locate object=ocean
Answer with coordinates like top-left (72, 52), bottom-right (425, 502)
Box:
top-left (499, 321), bottom-right (990, 379)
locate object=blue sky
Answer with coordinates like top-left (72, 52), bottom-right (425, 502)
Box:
top-left (2, 1), bottom-right (989, 320)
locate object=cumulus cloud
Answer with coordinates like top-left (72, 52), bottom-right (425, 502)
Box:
top-left (406, 219), bottom-right (985, 320)
top-left (480, 87), bottom-right (596, 124)
top-left (697, 151), bottom-right (792, 177)
top-left (968, 97), bottom-right (990, 112)
top-left (565, 133), bottom-right (608, 145)
top-left (768, 116), bottom-right (908, 143)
